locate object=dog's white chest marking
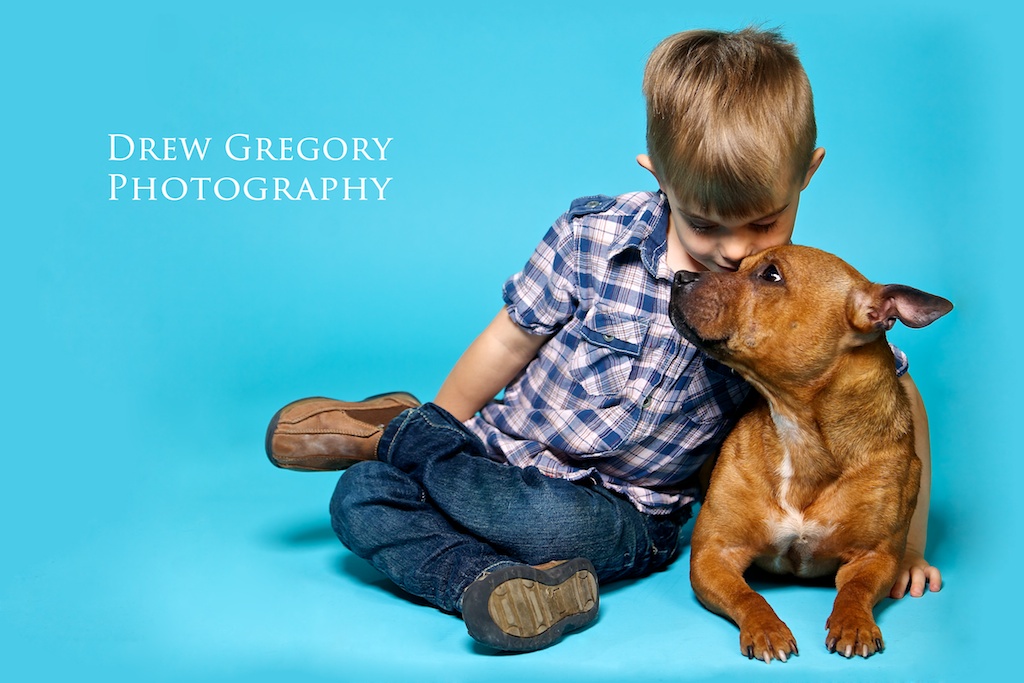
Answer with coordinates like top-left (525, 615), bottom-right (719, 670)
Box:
top-left (760, 409), bottom-right (838, 577)
top-left (764, 510), bottom-right (836, 577)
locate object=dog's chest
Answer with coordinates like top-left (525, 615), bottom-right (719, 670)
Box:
top-left (759, 507), bottom-right (839, 578)
top-left (756, 416), bottom-right (841, 578)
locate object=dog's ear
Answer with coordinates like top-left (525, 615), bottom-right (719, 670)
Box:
top-left (848, 283), bottom-right (953, 334)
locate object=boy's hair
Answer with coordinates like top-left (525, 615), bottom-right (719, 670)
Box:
top-left (643, 27), bottom-right (816, 219)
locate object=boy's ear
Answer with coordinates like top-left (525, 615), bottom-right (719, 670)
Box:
top-left (636, 154), bottom-right (663, 189)
top-left (801, 147), bottom-right (826, 190)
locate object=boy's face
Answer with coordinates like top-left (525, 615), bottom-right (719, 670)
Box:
top-left (638, 149), bottom-right (825, 273)
top-left (666, 184), bottom-right (801, 273)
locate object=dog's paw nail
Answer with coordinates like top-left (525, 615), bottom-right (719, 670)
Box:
top-left (844, 645), bottom-right (853, 658)
top-left (746, 645), bottom-right (754, 659)
top-left (778, 650), bottom-right (787, 662)
top-left (875, 638), bottom-right (884, 652)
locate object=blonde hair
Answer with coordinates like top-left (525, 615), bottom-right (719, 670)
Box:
top-left (643, 27), bottom-right (817, 219)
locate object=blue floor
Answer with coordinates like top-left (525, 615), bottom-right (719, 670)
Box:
top-left (3, 1), bottom-right (1019, 680)
top-left (0, 424), bottom-right (976, 682)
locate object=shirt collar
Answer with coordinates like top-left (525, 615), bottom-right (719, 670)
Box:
top-left (607, 191), bottom-right (670, 279)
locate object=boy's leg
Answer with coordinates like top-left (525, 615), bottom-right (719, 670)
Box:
top-left (332, 402), bottom-right (684, 650)
top-left (376, 403), bottom-right (685, 585)
top-left (330, 460), bottom-right (514, 613)
top-left (331, 463), bottom-right (601, 652)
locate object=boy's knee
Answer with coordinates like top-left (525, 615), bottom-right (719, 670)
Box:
top-left (331, 462), bottom-right (388, 516)
top-left (329, 462), bottom-right (420, 543)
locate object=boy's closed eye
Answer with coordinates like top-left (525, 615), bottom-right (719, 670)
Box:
top-left (682, 215), bottom-right (783, 235)
top-left (750, 219), bottom-right (781, 233)
top-left (684, 218), bottom-right (718, 235)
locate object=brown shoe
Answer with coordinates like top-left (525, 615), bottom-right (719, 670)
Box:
top-left (461, 558), bottom-right (600, 652)
top-left (265, 392), bottom-right (420, 471)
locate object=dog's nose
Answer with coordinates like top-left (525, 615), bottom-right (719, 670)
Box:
top-left (674, 270), bottom-right (701, 287)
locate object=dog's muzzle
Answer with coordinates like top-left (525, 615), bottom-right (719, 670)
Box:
top-left (669, 271), bottom-right (704, 343)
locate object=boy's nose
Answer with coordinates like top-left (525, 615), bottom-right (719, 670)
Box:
top-left (719, 239), bottom-right (754, 266)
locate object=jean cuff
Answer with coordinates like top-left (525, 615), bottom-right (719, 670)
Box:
top-left (455, 560), bottom-right (520, 613)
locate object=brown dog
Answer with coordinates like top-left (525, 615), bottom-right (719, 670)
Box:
top-left (668, 245), bottom-right (951, 663)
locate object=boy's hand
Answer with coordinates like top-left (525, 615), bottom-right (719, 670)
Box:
top-left (889, 550), bottom-right (942, 598)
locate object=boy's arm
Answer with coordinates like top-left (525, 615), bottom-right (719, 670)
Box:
top-left (890, 373), bottom-right (943, 598)
top-left (434, 308), bottom-right (552, 422)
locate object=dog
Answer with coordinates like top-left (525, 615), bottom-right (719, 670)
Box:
top-left (668, 245), bottom-right (952, 663)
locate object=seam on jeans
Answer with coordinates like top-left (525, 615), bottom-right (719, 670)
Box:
top-left (650, 517), bottom-right (667, 558)
top-left (650, 517), bottom-right (681, 568)
top-left (420, 408), bottom-right (478, 439)
top-left (390, 405), bottom-right (469, 449)
top-left (585, 485), bottom-right (639, 580)
top-left (381, 407), bottom-right (420, 463)
top-left (383, 405), bottom-right (486, 472)
top-left (624, 495), bottom-right (661, 576)
top-left (415, 407), bottom-right (495, 457)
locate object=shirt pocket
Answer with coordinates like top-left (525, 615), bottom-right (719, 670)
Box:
top-left (568, 308), bottom-right (650, 396)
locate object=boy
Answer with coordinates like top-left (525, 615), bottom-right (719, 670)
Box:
top-left (266, 27), bottom-right (941, 652)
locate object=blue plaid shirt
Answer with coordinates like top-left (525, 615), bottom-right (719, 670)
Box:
top-left (464, 191), bottom-right (908, 515)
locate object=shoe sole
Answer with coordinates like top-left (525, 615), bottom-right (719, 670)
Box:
top-left (462, 558), bottom-right (599, 652)
top-left (265, 392), bottom-right (420, 471)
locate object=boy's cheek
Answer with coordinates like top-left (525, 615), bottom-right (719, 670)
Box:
top-left (691, 253), bottom-right (723, 272)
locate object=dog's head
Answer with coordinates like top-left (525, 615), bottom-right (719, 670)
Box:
top-left (669, 245), bottom-right (952, 392)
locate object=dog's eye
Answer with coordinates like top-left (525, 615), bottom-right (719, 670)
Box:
top-left (759, 264), bottom-right (783, 283)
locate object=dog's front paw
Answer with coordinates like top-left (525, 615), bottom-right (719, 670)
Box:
top-left (739, 615), bottom-right (798, 664)
top-left (825, 609), bottom-right (884, 658)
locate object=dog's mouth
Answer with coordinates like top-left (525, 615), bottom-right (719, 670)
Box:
top-left (669, 307), bottom-right (729, 353)
top-left (669, 272), bottom-right (732, 355)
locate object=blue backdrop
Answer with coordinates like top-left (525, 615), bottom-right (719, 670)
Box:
top-left (3, 1), bottom-right (1018, 680)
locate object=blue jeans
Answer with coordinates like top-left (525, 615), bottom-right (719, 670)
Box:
top-left (329, 403), bottom-right (686, 614)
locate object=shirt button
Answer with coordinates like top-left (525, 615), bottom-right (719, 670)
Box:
top-left (642, 395), bottom-right (653, 408)
top-left (585, 200), bottom-right (601, 208)
top-left (603, 334), bottom-right (615, 342)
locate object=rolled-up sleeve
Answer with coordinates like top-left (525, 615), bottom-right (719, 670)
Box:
top-left (502, 214), bottom-right (579, 335)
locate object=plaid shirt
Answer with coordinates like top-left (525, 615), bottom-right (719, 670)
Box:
top-left (464, 191), bottom-right (908, 515)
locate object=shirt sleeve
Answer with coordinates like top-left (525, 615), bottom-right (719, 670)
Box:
top-left (502, 212), bottom-right (579, 335)
top-left (889, 342), bottom-right (909, 376)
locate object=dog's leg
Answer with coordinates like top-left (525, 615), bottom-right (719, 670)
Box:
top-left (825, 550), bottom-right (900, 658)
top-left (691, 544), bottom-right (797, 663)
